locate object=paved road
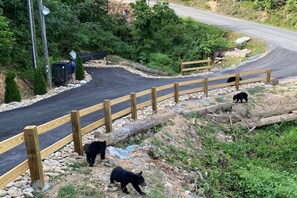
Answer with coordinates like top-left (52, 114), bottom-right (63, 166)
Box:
top-left (1, 3), bottom-right (297, 174)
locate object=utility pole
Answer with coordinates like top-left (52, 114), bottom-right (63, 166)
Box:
top-left (38, 0), bottom-right (52, 89)
top-left (27, 0), bottom-right (38, 69)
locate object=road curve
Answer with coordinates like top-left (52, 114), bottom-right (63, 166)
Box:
top-left (1, 3), bottom-right (297, 175)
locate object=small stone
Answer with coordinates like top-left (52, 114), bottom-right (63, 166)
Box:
top-left (68, 153), bottom-right (79, 158)
top-left (47, 172), bottom-right (60, 177)
top-left (44, 176), bottom-right (50, 183)
top-left (5, 182), bottom-right (14, 188)
top-left (185, 190), bottom-right (191, 195)
top-left (8, 187), bottom-right (23, 197)
top-left (43, 166), bottom-right (52, 172)
top-left (14, 176), bottom-right (23, 182)
top-left (80, 80), bottom-right (87, 84)
top-left (14, 181), bottom-right (27, 188)
top-left (0, 190), bottom-right (8, 196)
top-left (23, 187), bottom-right (34, 193)
top-left (271, 78), bottom-right (279, 85)
top-left (23, 191), bottom-right (34, 198)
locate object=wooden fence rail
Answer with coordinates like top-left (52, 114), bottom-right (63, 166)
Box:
top-left (180, 57), bottom-right (211, 74)
top-left (0, 68), bottom-right (271, 189)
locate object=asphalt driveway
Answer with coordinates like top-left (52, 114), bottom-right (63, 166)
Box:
top-left (1, 3), bottom-right (297, 175)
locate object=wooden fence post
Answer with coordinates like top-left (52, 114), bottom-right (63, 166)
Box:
top-left (266, 68), bottom-right (271, 83)
top-left (24, 126), bottom-right (44, 190)
top-left (152, 87), bottom-right (157, 114)
top-left (71, 110), bottom-right (83, 156)
top-left (174, 82), bottom-right (179, 103)
top-left (104, 99), bottom-right (112, 132)
top-left (130, 92), bottom-right (137, 120)
top-left (203, 78), bottom-right (208, 97)
top-left (235, 73), bottom-right (240, 91)
top-left (180, 64), bottom-right (183, 75)
top-left (207, 57), bottom-right (211, 71)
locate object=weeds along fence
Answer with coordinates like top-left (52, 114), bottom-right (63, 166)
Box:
top-left (0, 68), bottom-right (271, 189)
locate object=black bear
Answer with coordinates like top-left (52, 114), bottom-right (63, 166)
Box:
top-left (110, 166), bottom-right (146, 195)
top-left (85, 141), bottom-right (106, 167)
top-left (227, 76), bottom-right (242, 83)
top-left (233, 92), bottom-right (248, 103)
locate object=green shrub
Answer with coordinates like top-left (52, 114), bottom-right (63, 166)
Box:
top-left (148, 53), bottom-right (179, 74)
top-left (4, 71), bottom-right (21, 103)
top-left (33, 68), bottom-right (47, 95)
top-left (75, 57), bottom-right (84, 80)
top-left (286, 0), bottom-right (297, 12)
top-left (236, 165), bottom-right (297, 198)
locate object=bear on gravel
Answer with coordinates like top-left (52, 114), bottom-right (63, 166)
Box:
top-left (233, 92), bottom-right (248, 103)
top-left (84, 141), bottom-right (106, 167)
top-left (110, 166), bottom-right (146, 195)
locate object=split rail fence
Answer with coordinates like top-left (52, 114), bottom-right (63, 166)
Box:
top-left (180, 57), bottom-right (211, 74)
top-left (0, 68), bottom-right (271, 189)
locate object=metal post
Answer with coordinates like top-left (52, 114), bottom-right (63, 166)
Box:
top-left (38, 0), bottom-right (52, 89)
top-left (27, 0), bottom-right (38, 69)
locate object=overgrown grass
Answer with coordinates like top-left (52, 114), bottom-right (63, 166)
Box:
top-left (149, 118), bottom-right (297, 197)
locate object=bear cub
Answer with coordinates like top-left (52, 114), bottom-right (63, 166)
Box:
top-left (227, 76), bottom-right (242, 83)
top-left (84, 141), bottom-right (106, 167)
top-left (110, 166), bottom-right (146, 195)
top-left (233, 92), bottom-right (248, 103)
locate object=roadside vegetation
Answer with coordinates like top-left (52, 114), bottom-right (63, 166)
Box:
top-left (148, 118), bottom-right (297, 197)
top-left (0, 0), bottom-right (265, 84)
top-left (171, 0), bottom-right (297, 30)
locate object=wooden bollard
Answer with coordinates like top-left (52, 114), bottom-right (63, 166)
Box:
top-left (71, 110), bottom-right (83, 156)
top-left (130, 92), bottom-right (137, 120)
top-left (266, 68), bottom-right (271, 83)
top-left (180, 64), bottom-right (183, 75)
top-left (104, 99), bottom-right (112, 132)
top-left (235, 73), bottom-right (240, 91)
top-left (207, 57), bottom-right (211, 71)
top-left (152, 87), bottom-right (157, 114)
top-left (203, 78), bottom-right (208, 97)
top-left (24, 126), bottom-right (44, 190)
top-left (174, 82), bottom-right (179, 103)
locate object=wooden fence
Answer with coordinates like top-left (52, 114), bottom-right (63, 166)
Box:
top-left (180, 57), bottom-right (211, 74)
top-left (0, 68), bottom-right (271, 189)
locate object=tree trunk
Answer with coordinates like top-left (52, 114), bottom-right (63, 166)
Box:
top-left (106, 103), bottom-right (234, 145)
top-left (248, 113), bottom-right (297, 128)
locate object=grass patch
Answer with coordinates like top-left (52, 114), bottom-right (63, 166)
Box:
top-left (246, 86), bottom-right (265, 95)
top-left (68, 160), bottom-right (92, 175)
top-left (150, 117), bottom-right (297, 197)
top-left (57, 183), bottom-right (106, 198)
top-left (215, 97), bottom-right (225, 103)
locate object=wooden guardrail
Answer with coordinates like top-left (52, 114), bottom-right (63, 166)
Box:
top-left (0, 68), bottom-right (271, 189)
top-left (180, 57), bottom-right (211, 74)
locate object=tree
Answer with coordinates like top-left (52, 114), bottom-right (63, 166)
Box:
top-left (33, 68), bottom-right (47, 95)
top-left (75, 57), bottom-right (85, 80)
top-left (4, 71), bottom-right (21, 103)
top-left (0, 14), bottom-right (14, 66)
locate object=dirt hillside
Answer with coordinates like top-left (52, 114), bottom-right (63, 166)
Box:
top-left (36, 78), bottom-right (297, 198)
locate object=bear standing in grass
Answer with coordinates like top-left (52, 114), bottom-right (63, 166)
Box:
top-left (233, 92), bottom-right (248, 103)
top-left (110, 166), bottom-right (146, 195)
top-left (84, 141), bottom-right (106, 167)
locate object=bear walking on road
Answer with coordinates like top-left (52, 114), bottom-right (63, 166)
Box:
top-left (110, 166), bottom-right (146, 195)
top-left (84, 141), bottom-right (106, 167)
top-left (233, 92), bottom-right (248, 103)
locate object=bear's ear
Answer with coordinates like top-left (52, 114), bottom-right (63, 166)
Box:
top-left (139, 171), bottom-right (143, 175)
